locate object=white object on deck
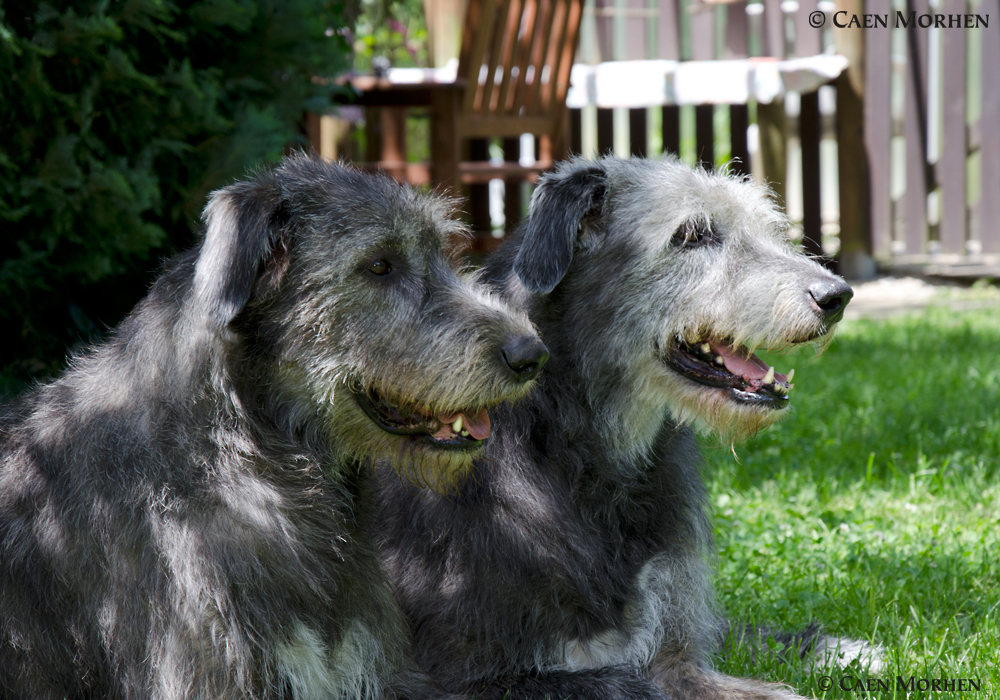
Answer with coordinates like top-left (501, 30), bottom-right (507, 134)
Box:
top-left (566, 54), bottom-right (848, 108)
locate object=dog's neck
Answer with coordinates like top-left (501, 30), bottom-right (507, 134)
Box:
top-left (489, 252), bottom-right (677, 471)
top-left (531, 325), bottom-right (676, 474)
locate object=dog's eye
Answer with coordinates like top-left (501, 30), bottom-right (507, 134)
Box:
top-left (369, 259), bottom-right (391, 276)
top-left (673, 219), bottom-right (714, 248)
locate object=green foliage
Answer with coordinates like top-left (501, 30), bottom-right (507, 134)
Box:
top-left (0, 0), bottom-right (352, 394)
top-left (353, 0), bottom-right (427, 71)
top-left (705, 307), bottom-right (1000, 696)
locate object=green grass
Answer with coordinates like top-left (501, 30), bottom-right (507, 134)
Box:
top-left (704, 306), bottom-right (1000, 697)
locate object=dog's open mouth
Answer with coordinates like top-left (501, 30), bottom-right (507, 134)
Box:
top-left (354, 386), bottom-right (490, 449)
top-left (663, 337), bottom-right (794, 408)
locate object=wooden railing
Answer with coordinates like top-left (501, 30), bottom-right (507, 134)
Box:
top-left (566, 0), bottom-right (998, 277)
top-left (330, 0), bottom-right (1000, 277)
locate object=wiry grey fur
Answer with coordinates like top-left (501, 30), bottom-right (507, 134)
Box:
top-left (367, 157), bottom-right (853, 700)
top-left (0, 155), bottom-right (544, 700)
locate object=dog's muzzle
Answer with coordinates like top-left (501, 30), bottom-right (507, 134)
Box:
top-left (354, 385), bottom-right (491, 450)
top-left (500, 336), bottom-right (550, 382)
top-left (662, 338), bottom-right (794, 409)
top-left (808, 278), bottom-right (853, 326)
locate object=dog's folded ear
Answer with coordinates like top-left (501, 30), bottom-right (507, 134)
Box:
top-left (514, 162), bottom-right (606, 295)
top-left (194, 174), bottom-right (286, 328)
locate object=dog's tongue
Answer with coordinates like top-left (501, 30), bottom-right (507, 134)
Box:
top-left (711, 342), bottom-right (771, 381)
top-left (462, 408), bottom-right (491, 439)
top-left (436, 408), bottom-right (492, 439)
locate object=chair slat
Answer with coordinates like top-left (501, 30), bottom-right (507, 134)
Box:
top-left (494, 0), bottom-right (525, 115)
top-left (458, 0), bottom-right (482, 69)
top-left (549, 0), bottom-right (583, 113)
top-left (462, 0), bottom-right (499, 114)
top-left (525, 0), bottom-right (557, 116)
top-left (534, 0), bottom-right (568, 115)
top-left (510, 0), bottom-right (541, 115)
top-left (358, 0), bottom-right (585, 211)
top-left (480, 0), bottom-right (514, 115)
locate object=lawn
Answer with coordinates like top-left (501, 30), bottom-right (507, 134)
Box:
top-left (705, 305), bottom-right (1000, 697)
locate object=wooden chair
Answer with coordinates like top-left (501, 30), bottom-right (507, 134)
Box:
top-left (336, 0), bottom-right (584, 204)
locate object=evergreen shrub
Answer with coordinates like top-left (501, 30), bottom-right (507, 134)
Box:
top-left (0, 0), bottom-right (351, 394)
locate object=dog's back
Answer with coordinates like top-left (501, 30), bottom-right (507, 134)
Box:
top-left (0, 250), bottom-right (398, 699)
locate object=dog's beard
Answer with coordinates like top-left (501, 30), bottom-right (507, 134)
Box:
top-left (345, 423), bottom-right (482, 494)
top-left (664, 376), bottom-right (786, 443)
top-left (380, 441), bottom-right (480, 494)
top-left (319, 385), bottom-right (488, 494)
top-left (656, 321), bottom-right (837, 443)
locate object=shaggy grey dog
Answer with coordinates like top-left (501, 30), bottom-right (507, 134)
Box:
top-left (369, 157), bottom-right (853, 700)
top-left (0, 155), bottom-right (547, 699)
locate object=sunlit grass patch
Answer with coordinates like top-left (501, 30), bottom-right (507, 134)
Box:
top-left (705, 307), bottom-right (1000, 696)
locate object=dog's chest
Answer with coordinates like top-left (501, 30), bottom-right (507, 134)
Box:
top-left (517, 459), bottom-right (708, 673)
top-left (549, 554), bottom-right (676, 671)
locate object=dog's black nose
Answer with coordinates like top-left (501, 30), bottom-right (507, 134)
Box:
top-left (501, 336), bottom-right (550, 382)
top-left (808, 278), bottom-right (853, 324)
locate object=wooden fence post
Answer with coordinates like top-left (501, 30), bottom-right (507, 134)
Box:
top-left (835, 0), bottom-right (876, 277)
top-left (503, 137), bottom-right (523, 232)
top-left (690, 0), bottom-right (716, 169)
top-left (901, 0), bottom-right (930, 254)
top-left (629, 109), bottom-right (648, 157)
top-left (756, 0), bottom-right (787, 207)
top-left (659, 0), bottom-right (681, 157)
top-left (940, 0), bottom-right (968, 254)
top-left (726, 1), bottom-right (750, 176)
top-left (864, 0), bottom-right (892, 261)
top-left (981, 0), bottom-right (1000, 253)
top-left (800, 91), bottom-right (824, 261)
top-left (757, 101), bottom-right (787, 208)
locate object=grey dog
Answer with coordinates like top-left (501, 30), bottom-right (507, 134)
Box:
top-left (0, 154), bottom-right (548, 699)
top-left (369, 157), bottom-right (853, 700)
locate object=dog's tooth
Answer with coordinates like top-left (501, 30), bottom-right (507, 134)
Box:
top-left (700, 343), bottom-right (711, 354)
top-left (715, 356), bottom-right (725, 365)
top-left (461, 429), bottom-right (470, 437)
top-left (786, 368), bottom-right (795, 383)
top-left (762, 367), bottom-right (775, 385)
top-left (452, 416), bottom-right (463, 433)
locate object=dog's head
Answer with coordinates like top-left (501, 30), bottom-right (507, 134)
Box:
top-left (192, 154), bottom-right (546, 490)
top-left (509, 156), bottom-right (851, 443)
